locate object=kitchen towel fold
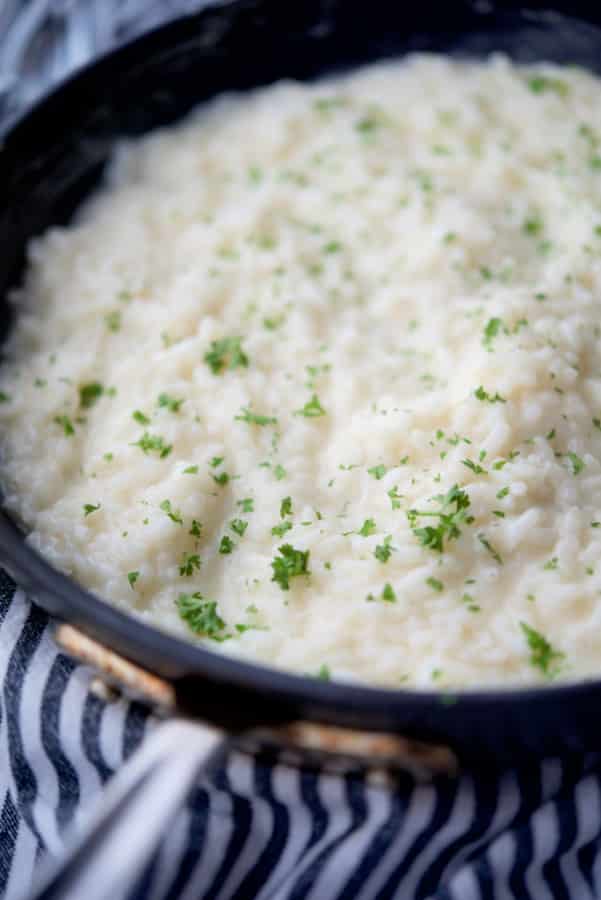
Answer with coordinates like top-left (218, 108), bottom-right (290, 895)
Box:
top-left (1, 2), bottom-right (601, 899)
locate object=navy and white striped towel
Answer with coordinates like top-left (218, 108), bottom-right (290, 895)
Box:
top-left (2, 3), bottom-right (601, 898)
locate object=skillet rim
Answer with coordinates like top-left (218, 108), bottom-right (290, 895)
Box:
top-left (1, 0), bottom-right (601, 737)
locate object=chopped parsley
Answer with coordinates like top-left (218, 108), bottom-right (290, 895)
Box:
top-left (522, 216), bottom-right (543, 237)
top-left (79, 382), bottom-right (104, 408)
top-left (482, 317), bottom-right (504, 350)
top-left (83, 503), bottom-right (101, 517)
top-left (132, 432), bottom-right (172, 457)
top-left (54, 415), bottom-right (75, 436)
top-left (230, 519), bottom-right (248, 536)
top-left (183, 465), bottom-right (199, 474)
top-left (179, 552), bottom-right (201, 576)
top-left (407, 484), bottom-right (473, 553)
top-left (317, 664), bottom-right (331, 681)
top-left (356, 116), bottom-right (379, 133)
top-left (235, 407), bottom-right (278, 426)
top-left (160, 499), bottom-right (183, 525)
top-left (132, 410), bottom-right (151, 426)
top-left (210, 456), bottom-right (224, 468)
top-left (105, 310), bottom-right (121, 332)
top-left (388, 487), bottom-right (402, 509)
top-left (212, 471), bottom-right (230, 486)
top-left (527, 74), bottom-right (568, 96)
top-left (158, 393), bottom-right (184, 413)
top-left (271, 544), bottom-right (310, 590)
top-left (271, 521), bottom-right (293, 537)
top-left (520, 622), bottom-right (564, 677)
top-left (478, 533), bottom-right (503, 564)
top-left (368, 464), bottom-right (387, 480)
top-left (274, 464), bottom-right (287, 481)
top-left (367, 583), bottom-right (397, 603)
top-left (0, 391), bottom-right (10, 403)
top-left (358, 518), bottom-right (377, 536)
top-left (567, 451), bottom-right (585, 475)
top-left (474, 385), bottom-right (506, 404)
top-left (237, 498), bottom-right (254, 513)
top-left (127, 571), bottom-right (139, 589)
top-left (189, 519), bottom-right (202, 538)
top-left (543, 557), bottom-right (558, 571)
top-left (426, 577), bottom-right (444, 592)
top-left (204, 336), bottom-right (249, 374)
top-left (295, 394), bottom-right (326, 418)
top-left (176, 593), bottom-right (228, 640)
top-left (219, 535), bottom-right (235, 554)
top-left (462, 459), bottom-right (488, 476)
top-left (461, 593), bottom-right (480, 612)
top-left (496, 486), bottom-right (510, 500)
top-left (374, 536), bottom-right (394, 563)
top-left (280, 497), bottom-right (293, 518)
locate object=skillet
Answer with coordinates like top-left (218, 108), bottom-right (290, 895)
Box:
top-left (3, 0), bottom-right (601, 893)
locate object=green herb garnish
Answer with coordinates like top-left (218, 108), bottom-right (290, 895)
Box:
top-left (235, 407), bottom-right (278, 426)
top-left (462, 459), bottom-right (488, 476)
top-left (204, 337), bottom-right (249, 374)
top-left (271, 544), bottom-right (310, 590)
top-left (54, 415), bottom-right (75, 436)
top-left (317, 664), bottom-right (331, 681)
top-left (567, 451), bottom-right (585, 475)
top-left (474, 385), bottom-right (506, 404)
top-left (132, 432), bottom-right (172, 458)
top-left (189, 519), bottom-right (202, 538)
top-left (520, 622), bottom-right (564, 677)
top-left (388, 487), bottom-right (402, 509)
top-left (426, 577), bottom-right (444, 592)
top-left (79, 382), bottom-right (104, 408)
top-left (219, 536), bottom-right (235, 554)
top-left (158, 393), bottom-right (184, 413)
top-left (179, 552), bottom-right (201, 576)
top-left (271, 521), bottom-right (293, 537)
top-left (358, 518), bottom-right (377, 537)
top-left (127, 571), bottom-right (139, 588)
top-left (83, 503), bottom-right (101, 517)
top-left (230, 519), bottom-right (248, 537)
top-left (482, 318), bottom-right (504, 350)
top-left (160, 499), bottom-right (183, 525)
top-left (176, 593), bottom-right (228, 640)
top-left (407, 484), bottom-right (473, 553)
top-left (478, 533), bottom-right (503, 564)
top-left (105, 310), bottom-right (122, 332)
top-left (295, 394), bottom-right (326, 418)
top-left (374, 536), bottom-right (394, 563)
top-left (382, 583), bottom-right (396, 602)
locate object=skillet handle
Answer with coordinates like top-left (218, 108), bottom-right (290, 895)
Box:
top-left (26, 718), bottom-right (223, 900)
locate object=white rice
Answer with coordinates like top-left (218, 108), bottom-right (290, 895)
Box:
top-left (2, 54), bottom-right (601, 688)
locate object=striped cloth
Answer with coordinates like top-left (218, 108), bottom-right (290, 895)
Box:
top-left (2, 3), bottom-right (601, 898)
top-left (2, 575), bottom-right (601, 900)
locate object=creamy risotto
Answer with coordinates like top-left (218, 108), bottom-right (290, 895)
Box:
top-left (4, 55), bottom-right (601, 688)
